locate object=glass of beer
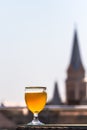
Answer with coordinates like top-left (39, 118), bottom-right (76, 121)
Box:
top-left (25, 86), bottom-right (47, 125)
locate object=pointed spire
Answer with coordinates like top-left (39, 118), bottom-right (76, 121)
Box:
top-left (48, 82), bottom-right (62, 105)
top-left (70, 30), bottom-right (82, 70)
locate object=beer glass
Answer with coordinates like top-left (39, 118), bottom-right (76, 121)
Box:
top-left (25, 86), bottom-right (47, 125)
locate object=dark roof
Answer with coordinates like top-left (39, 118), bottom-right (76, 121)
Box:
top-left (0, 112), bottom-right (16, 128)
top-left (70, 30), bottom-right (82, 70)
top-left (48, 82), bottom-right (62, 105)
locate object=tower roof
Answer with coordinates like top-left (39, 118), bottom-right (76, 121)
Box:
top-left (70, 30), bottom-right (83, 70)
top-left (48, 82), bottom-right (62, 105)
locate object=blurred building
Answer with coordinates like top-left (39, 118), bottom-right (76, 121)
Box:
top-left (47, 82), bottom-right (62, 105)
top-left (66, 30), bottom-right (86, 105)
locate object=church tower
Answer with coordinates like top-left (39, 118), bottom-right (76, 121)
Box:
top-left (66, 30), bottom-right (86, 105)
top-left (47, 82), bottom-right (62, 105)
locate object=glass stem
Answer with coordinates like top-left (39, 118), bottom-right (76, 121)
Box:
top-left (33, 113), bottom-right (39, 122)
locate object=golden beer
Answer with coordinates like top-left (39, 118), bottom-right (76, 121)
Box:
top-left (24, 87), bottom-right (47, 125)
top-left (25, 91), bottom-right (47, 113)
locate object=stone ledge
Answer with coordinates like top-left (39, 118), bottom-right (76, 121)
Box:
top-left (16, 124), bottom-right (87, 130)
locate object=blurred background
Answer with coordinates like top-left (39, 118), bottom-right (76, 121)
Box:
top-left (0, 0), bottom-right (87, 129)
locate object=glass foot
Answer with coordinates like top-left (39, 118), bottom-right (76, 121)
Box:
top-left (27, 119), bottom-right (44, 125)
top-left (26, 113), bottom-right (45, 125)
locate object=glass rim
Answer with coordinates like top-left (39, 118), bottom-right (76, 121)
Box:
top-left (25, 86), bottom-right (46, 90)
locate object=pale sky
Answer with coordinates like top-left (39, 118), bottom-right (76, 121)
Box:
top-left (0, 0), bottom-right (87, 104)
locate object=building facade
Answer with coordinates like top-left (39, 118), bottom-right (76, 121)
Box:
top-left (66, 30), bottom-right (86, 105)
